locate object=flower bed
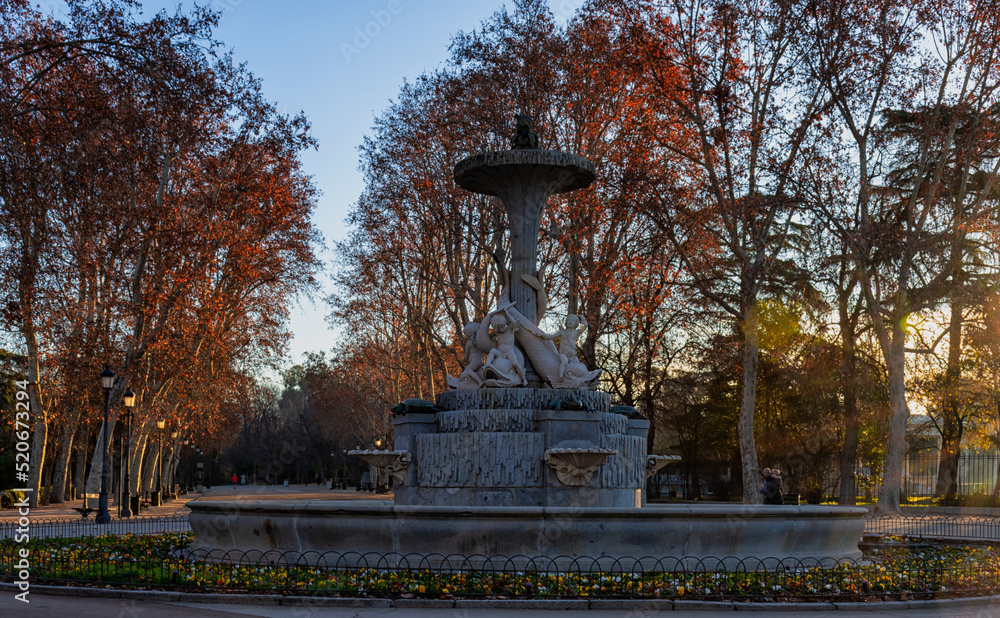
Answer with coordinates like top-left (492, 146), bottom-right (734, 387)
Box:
top-left (2, 533), bottom-right (999, 601)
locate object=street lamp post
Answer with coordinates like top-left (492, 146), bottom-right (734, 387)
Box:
top-left (373, 439), bottom-right (382, 493)
top-left (154, 419), bottom-right (165, 506)
top-left (96, 366), bottom-right (115, 524)
top-left (121, 389), bottom-right (135, 517)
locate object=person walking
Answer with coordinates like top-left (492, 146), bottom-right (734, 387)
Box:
top-left (232, 473), bottom-right (238, 489)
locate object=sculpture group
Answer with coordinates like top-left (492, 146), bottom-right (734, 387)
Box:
top-left (447, 300), bottom-right (601, 390)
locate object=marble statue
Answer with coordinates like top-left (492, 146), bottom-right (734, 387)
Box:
top-left (480, 308), bottom-right (527, 387)
top-left (542, 314), bottom-right (587, 379)
top-left (446, 322), bottom-right (488, 390)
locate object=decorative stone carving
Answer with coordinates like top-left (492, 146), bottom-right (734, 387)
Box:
top-left (520, 270), bottom-right (547, 325)
top-left (600, 435), bottom-right (646, 488)
top-left (544, 448), bottom-right (616, 486)
top-left (436, 409), bottom-right (536, 433)
top-left (437, 387), bottom-right (611, 412)
top-left (610, 405), bottom-right (646, 419)
top-left (479, 308), bottom-right (527, 387)
top-left (349, 450), bottom-right (412, 485)
top-left (417, 432), bottom-right (544, 487)
top-left (550, 394), bottom-right (592, 410)
top-left (507, 304), bottom-right (602, 389)
top-left (646, 454), bottom-right (682, 478)
top-left (447, 322), bottom-right (488, 390)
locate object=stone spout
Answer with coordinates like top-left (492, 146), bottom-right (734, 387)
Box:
top-left (544, 448), bottom-right (616, 486)
top-left (647, 454), bottom-right (682, 478)
top-left (349, 450), bottom-right (412, 486)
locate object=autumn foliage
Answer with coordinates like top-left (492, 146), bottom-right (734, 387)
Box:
top-left (0, 0), bottom-right (320, 504)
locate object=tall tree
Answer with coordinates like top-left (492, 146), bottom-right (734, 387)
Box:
top-left (617, 0), bottom-right (829, 502)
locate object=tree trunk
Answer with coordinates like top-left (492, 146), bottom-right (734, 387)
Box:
top-left (23, 327), bottom-right (46, 508)
top-left (838, 300), bottom-right (860, 506)
top-left (876, 317), bottom-right (908, 514)
top-left (84, 417), bottom-right (116, 494)
top-left (140, 441), bottom-right (157, 498)
top-left (935, 289), bottom-right (965, 499)
top-left (644, 358), bottom-right (657, 455)
top-left (935, 431), bottom-right (961, 501)
top-left (739, 302), bottom-right (762, 505)
top-left (84, 383), bottom-right (122, 495)
top-left (49, 415), bottom-right (77, 504)
top-left (73, 443), bottom-right (88, 501)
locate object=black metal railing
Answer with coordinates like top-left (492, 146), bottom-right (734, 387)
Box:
top-left (863, 514), bottom-right (1000, 541)
top-left (0, 514), bottom-right (190, 540)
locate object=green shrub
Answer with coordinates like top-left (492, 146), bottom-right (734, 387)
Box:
top-left (0, 489), bottom-right (26, 509)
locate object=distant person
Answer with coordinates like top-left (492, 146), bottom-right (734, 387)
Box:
top-left (241, 474), bottom-right (247, 485)
top-left (760, 468), bottom-right (778, 504)
top-left (232, 473), bottom-right (238, 489)
top-left (760, 468), bottom-right (784, 505)
top-left (770, 469), bottom-right (784, 505)
top-left (315, 473), bottom-right (321, 486)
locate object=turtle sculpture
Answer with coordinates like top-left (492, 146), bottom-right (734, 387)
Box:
top-left (610, 405), bottom-right (646, 420)
top-left (391, 398), bottom-right (441, 416)
top-left (551, 395), bottom-right (592, 411)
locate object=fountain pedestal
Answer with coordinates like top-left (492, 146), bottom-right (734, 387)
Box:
top-left (393, 389), bottom-right (644, 508)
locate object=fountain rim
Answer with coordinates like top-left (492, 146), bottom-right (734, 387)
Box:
top-left (453, 149), bottom-right (596, 197)
top-left (187, 499), bottom-right (870, 519)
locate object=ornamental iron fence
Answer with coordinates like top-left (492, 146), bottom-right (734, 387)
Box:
top-left (0, 514), bottom-right (190, 540)
top-left (863, 514), bottom-right (1000, 541)
top-left (651, 453), bottom-right (1000, 505)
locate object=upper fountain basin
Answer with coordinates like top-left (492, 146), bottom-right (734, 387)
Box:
top-left (454, 150), bottom-right (596, 196)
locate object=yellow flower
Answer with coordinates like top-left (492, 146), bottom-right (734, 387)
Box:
top-left (678, 586), bottom-right (685, 595)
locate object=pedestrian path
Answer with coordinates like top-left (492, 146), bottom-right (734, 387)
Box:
top-left (1, 483), bottom-right (392, 521)
top-left (0, 484), bottom-right (393, 540)
top-left (0, 492), bottom-right (196, 523)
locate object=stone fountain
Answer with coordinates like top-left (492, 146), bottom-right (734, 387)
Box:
top-left (187, 116), bottom-right (867, 568)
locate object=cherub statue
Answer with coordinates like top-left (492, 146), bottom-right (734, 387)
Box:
top-left (446, 321), bottom-right (487, 390)
top-left (510, 114), bottom-right (539, 149)
top-left (542, 314), bottom-right (587, 378)
top-left (482, 310), bottom-right (527, 387)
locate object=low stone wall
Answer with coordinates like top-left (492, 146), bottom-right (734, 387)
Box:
top-left (187, 500), bottom-right (868, 569)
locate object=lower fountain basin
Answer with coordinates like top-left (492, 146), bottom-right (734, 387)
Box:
top-left (186, 500), bottom-right (866, 569)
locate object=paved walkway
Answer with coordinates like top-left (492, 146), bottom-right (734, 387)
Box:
top-left (0, 484), bottom-right (392, 522)
top-left (1, 586), bottom-right (999, 617)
